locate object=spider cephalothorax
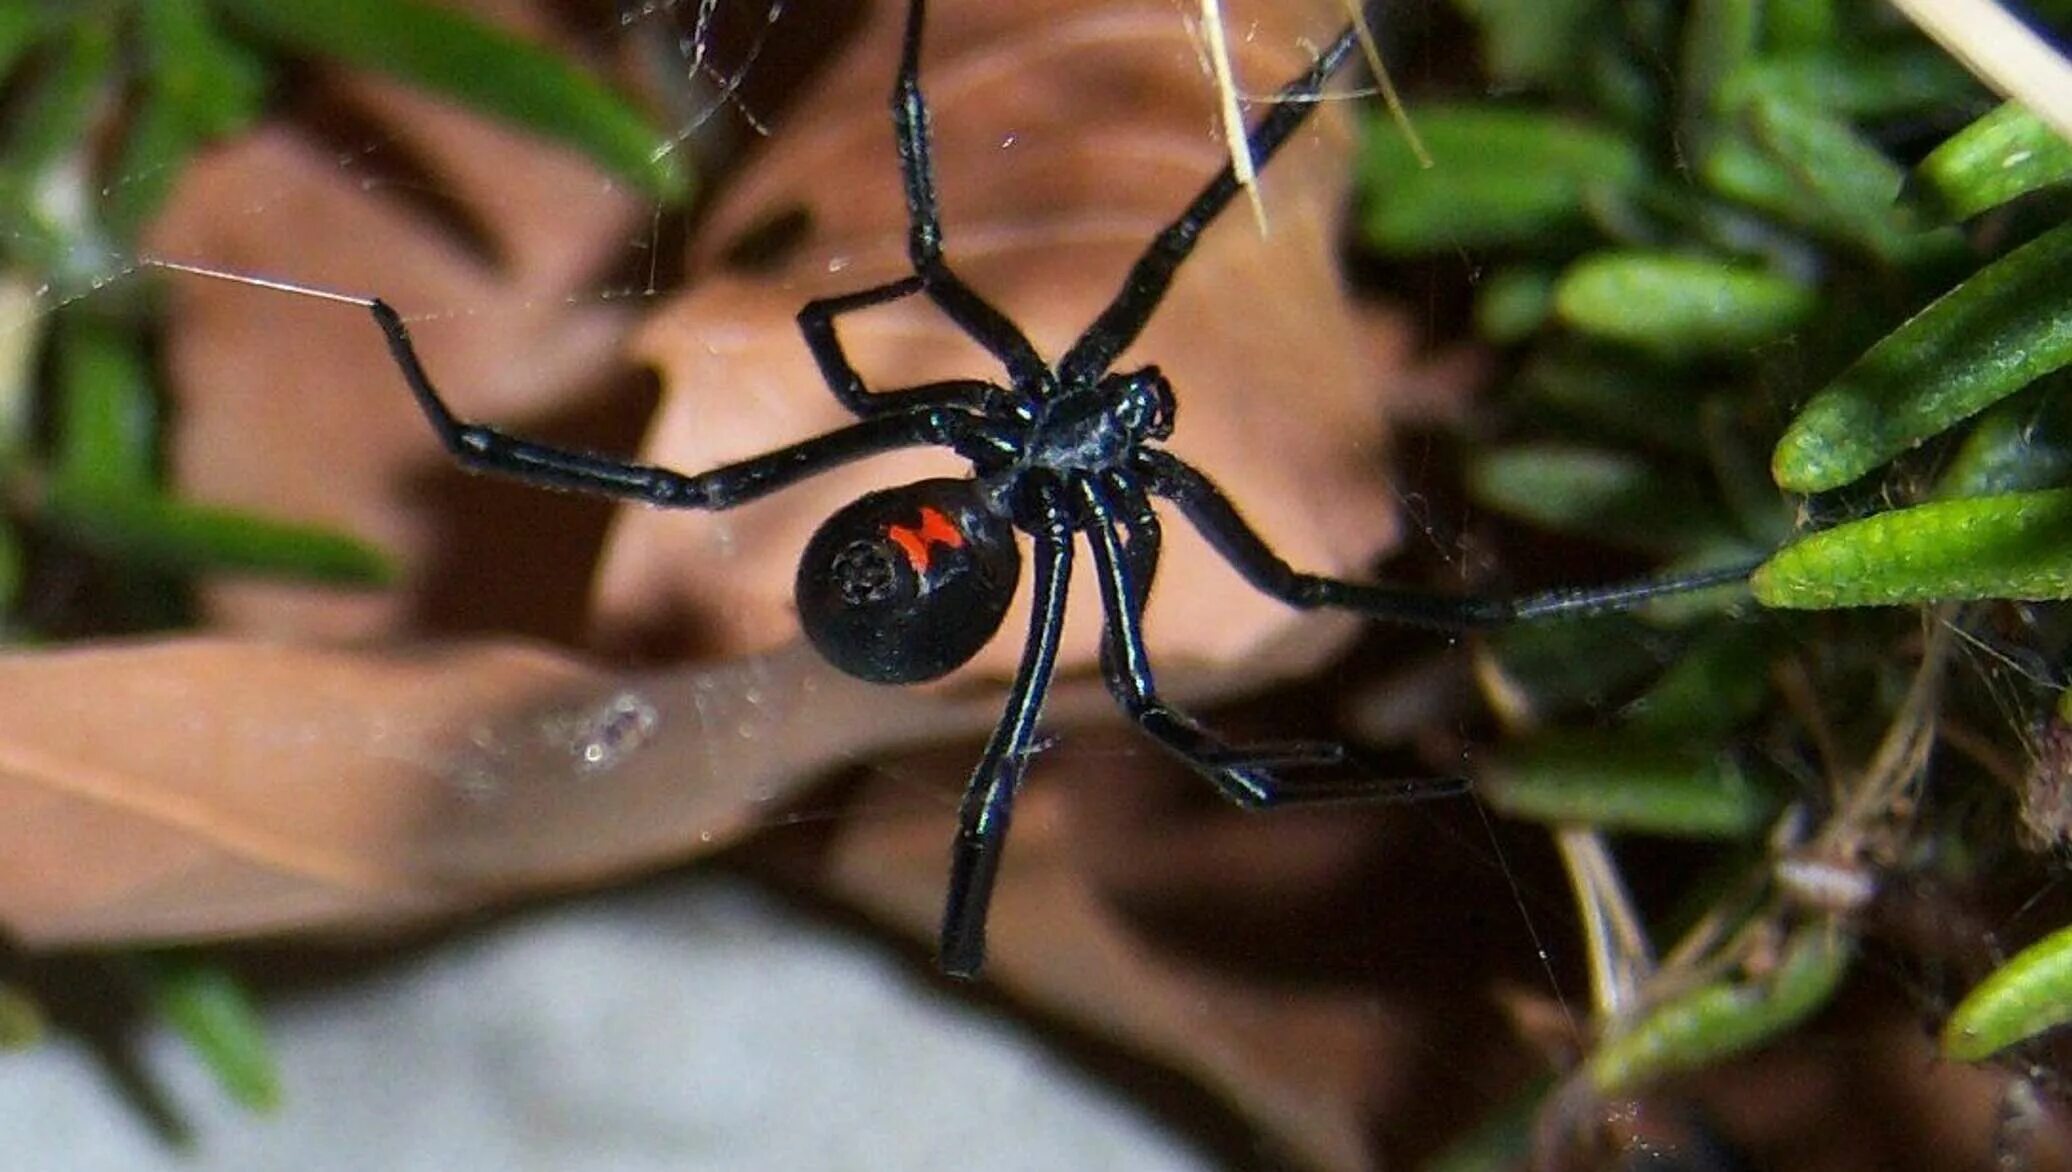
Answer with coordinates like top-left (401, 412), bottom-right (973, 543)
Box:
top-left (1012, 368), bottom-right (1179, 472)
top-left (153, 0), bottom-right (1748, 978)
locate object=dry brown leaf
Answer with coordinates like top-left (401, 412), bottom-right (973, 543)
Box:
top-left (0, 636), bottom-right (1143, 948)
top-left (596, 0), bottom-right (1413, 681)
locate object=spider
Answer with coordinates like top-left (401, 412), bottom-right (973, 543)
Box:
top-left (154, 0), bottom-right (1750, 978)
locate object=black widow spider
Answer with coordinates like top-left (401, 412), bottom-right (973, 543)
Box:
top-left (155, 0), bottom-right (1750, 978)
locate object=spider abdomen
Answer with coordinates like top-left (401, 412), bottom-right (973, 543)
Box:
top-left (796, 478), bottom-right (1021, 684)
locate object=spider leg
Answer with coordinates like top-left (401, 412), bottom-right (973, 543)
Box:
top-left (939, 482), bottom-right (1074, 978)
top-left (1080, 478), bottom-right (1467, 808)
top-left (890, 0), bottom-right (1051, 391)
top-left (1139, 450), bottom-right (1757, 630)
top-left (364, 296), bottom-right (989, 509)
top-left (1094, 473), bottom-right (1165, 713)
top-left (1058, 17), bottom-right (1362, 386)
top-left (796, 276), bottom-right (1013, 418)
top-left (1102, 470), bottom-right (1158, 616)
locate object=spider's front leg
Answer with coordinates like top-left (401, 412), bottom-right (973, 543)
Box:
top-left (884, 0), bottom-right (1049, 390)
top-left (939, 483), bottom-right (1074, 979)
top-left (1057, 19), bottom-right (1361, 386)
top-left (362, 291), bottom-right (988, 510)
top-left (1079, 480), bottom-right (1467, 809)
top-left (146, 261), bottom-right (1004, 511)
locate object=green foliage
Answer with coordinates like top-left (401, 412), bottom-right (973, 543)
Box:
top-left (131, 953), bottom-right (282, 1112)
top-left (1467, 443), bottom-right (1734, 553)
top-left (0, 982), bottom-right (45, 1050)
top-left (1553, 252), bottom-right (1816, 354)
top-left (1363, 0), bottom-right (2072, 1141)
top-left (107, 0), bottom-right (270, 240)
top-left (1422, 1076), bottom-right (1549, 1172)
top-left (1358, 106), bottom-right (1645, 251)
top-left (212, 0), bottom-right (687, 201)
top-left (1473, 267), bottom-right (1556, 345)
top-left (1945, 922), bottom-right (2072, 1061)
top-left (0, 0), bottom-right (683, 276)
top-left (1774, 220), bottom-right (2072, 493)
top-left (43, 488), bottom-right (395, 584)
top-left (1754, 490), bottom-right (2072, 605)
top-left (1586, 927), bottom-right (1852, 1093)
top-left (1482, 735), bottom-right (1780, 838)
top-left (1915, 103), bottom-right (2072, 222)
top-left (1620, 625), bottom-right (1777, 736)
top-left (1936, 382), bottom-right (2072, 498)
